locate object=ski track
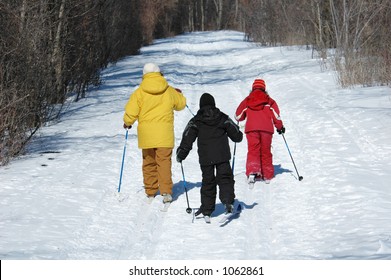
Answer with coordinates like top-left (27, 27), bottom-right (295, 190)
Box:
top-left (239, 176), bottom-right (273, 259)
top-left (118, 196), bottom-right (168, 259)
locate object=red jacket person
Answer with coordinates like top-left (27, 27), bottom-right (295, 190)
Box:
top-left (235, 79), bottom-right (284, 184)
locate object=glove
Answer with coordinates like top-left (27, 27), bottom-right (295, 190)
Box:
top-left (176, 147), bottom-right (186, 162)
top-left (123, 123), bottom-right (132, 129)
top-left (277, 126), bottom-right (285, 134)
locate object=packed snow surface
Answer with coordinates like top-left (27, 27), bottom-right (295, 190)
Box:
top-left (1, 31), bottom-right (391, 260)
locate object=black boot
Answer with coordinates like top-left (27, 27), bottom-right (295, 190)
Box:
top-left (195, 207), bottom-right (212, 217)
top-left (225, 204), bottom-right (234, 214)
top-left (195, 208), bottom-right (203, 216)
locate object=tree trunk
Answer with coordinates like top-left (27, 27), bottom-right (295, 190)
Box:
top-left (51, 0), bottom-right (66, 103)
top-left (200, 0), bottom-right (205, 31)
top-left (20, 0), bottom-right (27, 32)
top-left (213, 0), bottom-right (223, 29)
top-left (188, 2), bottom-right (194, 31)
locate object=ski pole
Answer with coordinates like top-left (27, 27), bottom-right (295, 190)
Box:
top-left (281, 133), bottom-right (303, 181)
top-left (118, 129), bottom-right (129, 192)
top-left (231, 121), bottom-right (239, 173)
top-left (180, 162), bottom-right (192, 214)
top-left (186, 104), bottom-right (195, 116)
top-left (232, 142), bottom-right (237, 173)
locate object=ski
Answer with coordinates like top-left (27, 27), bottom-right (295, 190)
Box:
top-left (192, 211), bottom-right (211, 223)
top-left (193, 215), bottom-right (211, 223)
top-left (160, 202), bottom-right (171, 212)
top-left (219, 203), bottom-right (242, 224)
top-left (146, 196), bottom-right (155, 204)
top-left (249, 177), bottom-right (271, 188)
top-left (248, 174), bottom-right (256, 189)
top-left (219, 213), bottom-right (231, 224)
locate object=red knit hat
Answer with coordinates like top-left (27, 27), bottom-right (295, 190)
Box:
top-left (252, 79), bottom-right (266, 91)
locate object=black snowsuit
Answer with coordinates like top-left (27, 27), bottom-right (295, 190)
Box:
top-left (177, 104), bottom-right (243, 216)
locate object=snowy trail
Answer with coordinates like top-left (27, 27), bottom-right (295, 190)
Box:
top-left (269, 68), bottom-right (391, 259)
top-left (1, 31), bottom-right (391, 260)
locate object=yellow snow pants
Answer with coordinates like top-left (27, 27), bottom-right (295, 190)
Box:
top-left (142, 148), bottom-right (173, 197)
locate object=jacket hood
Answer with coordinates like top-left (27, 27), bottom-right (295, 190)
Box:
top-left (199, 93), bottom-right (216, 108)
top-left (246, 89), bottom-right (270, 110)
top-left (195, 106), bottom-right (223, 126)
top-left (140, 72), bottom-right (168, 95)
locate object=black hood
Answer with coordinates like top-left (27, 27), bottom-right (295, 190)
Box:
top-left (195, 105), bottom-right (223, 126)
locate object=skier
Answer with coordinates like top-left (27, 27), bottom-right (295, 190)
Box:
top-left (176, 93), bottom-right (243, 219)
top-left (235, 79), bottom-right (285, 185)
top-left (123, 63), bottom-right (186, 204)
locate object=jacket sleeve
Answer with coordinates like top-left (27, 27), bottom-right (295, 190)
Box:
top-left (177, 118), bottom-right (198, 161)
top-left (170, 86), bottom-right (186, 111)
top-left (235, 98), bottom-right (248, 121)
top-left (268, 97), bottom-right (283, 130)
top-left (225, 116), bottom-right (243, 143)
top-left (123, 89), bottom-right (140, 126)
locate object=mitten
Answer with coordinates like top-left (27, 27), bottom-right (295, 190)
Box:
top-left (176, 147), bottom-right (186, 162)
top-left (277, 126), bottom-right (285, 134)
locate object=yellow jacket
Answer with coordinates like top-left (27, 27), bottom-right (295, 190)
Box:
top-left (123, 73), bottom-right (186, 149)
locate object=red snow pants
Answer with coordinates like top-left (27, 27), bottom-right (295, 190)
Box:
top-left (245, 131), bottom-right (274, 180)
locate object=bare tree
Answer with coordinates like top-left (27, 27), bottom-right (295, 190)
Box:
top-left (2, 0), bottom-right (390, 165)
top-left (0, 0), bottom-right (143, 165)
top-left (51, 0), bottom-right (66, 102)
top-left (213, 0), bottom-right (224, 29)
top-left (328, 0), bottom-right (389, 86)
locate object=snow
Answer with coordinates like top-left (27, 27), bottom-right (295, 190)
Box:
top-left (1, 31), bottom-right (391, 263)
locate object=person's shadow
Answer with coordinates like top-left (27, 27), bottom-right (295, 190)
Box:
top-left (274, 164), bottom-right (292, 176)
top-left (216, 200), bottom-right (258, 227)
top-left (172, 180), bottom-right (201, 202)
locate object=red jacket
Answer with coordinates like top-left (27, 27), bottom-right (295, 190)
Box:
top-left (235, 89), bottom-right (283, 134)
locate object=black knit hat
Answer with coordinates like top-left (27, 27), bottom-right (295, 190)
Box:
top-left (199, 93), bottom-right (215, 108)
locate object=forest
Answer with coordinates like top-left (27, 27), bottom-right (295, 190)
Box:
top-left (1, 0), bottom-right (390, 165)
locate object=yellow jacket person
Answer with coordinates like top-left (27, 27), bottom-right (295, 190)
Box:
top-left (123, 63), bottom-right (186, 203)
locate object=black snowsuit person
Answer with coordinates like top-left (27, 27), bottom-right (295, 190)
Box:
top-left (176, 93), bottom-right (243, 217)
